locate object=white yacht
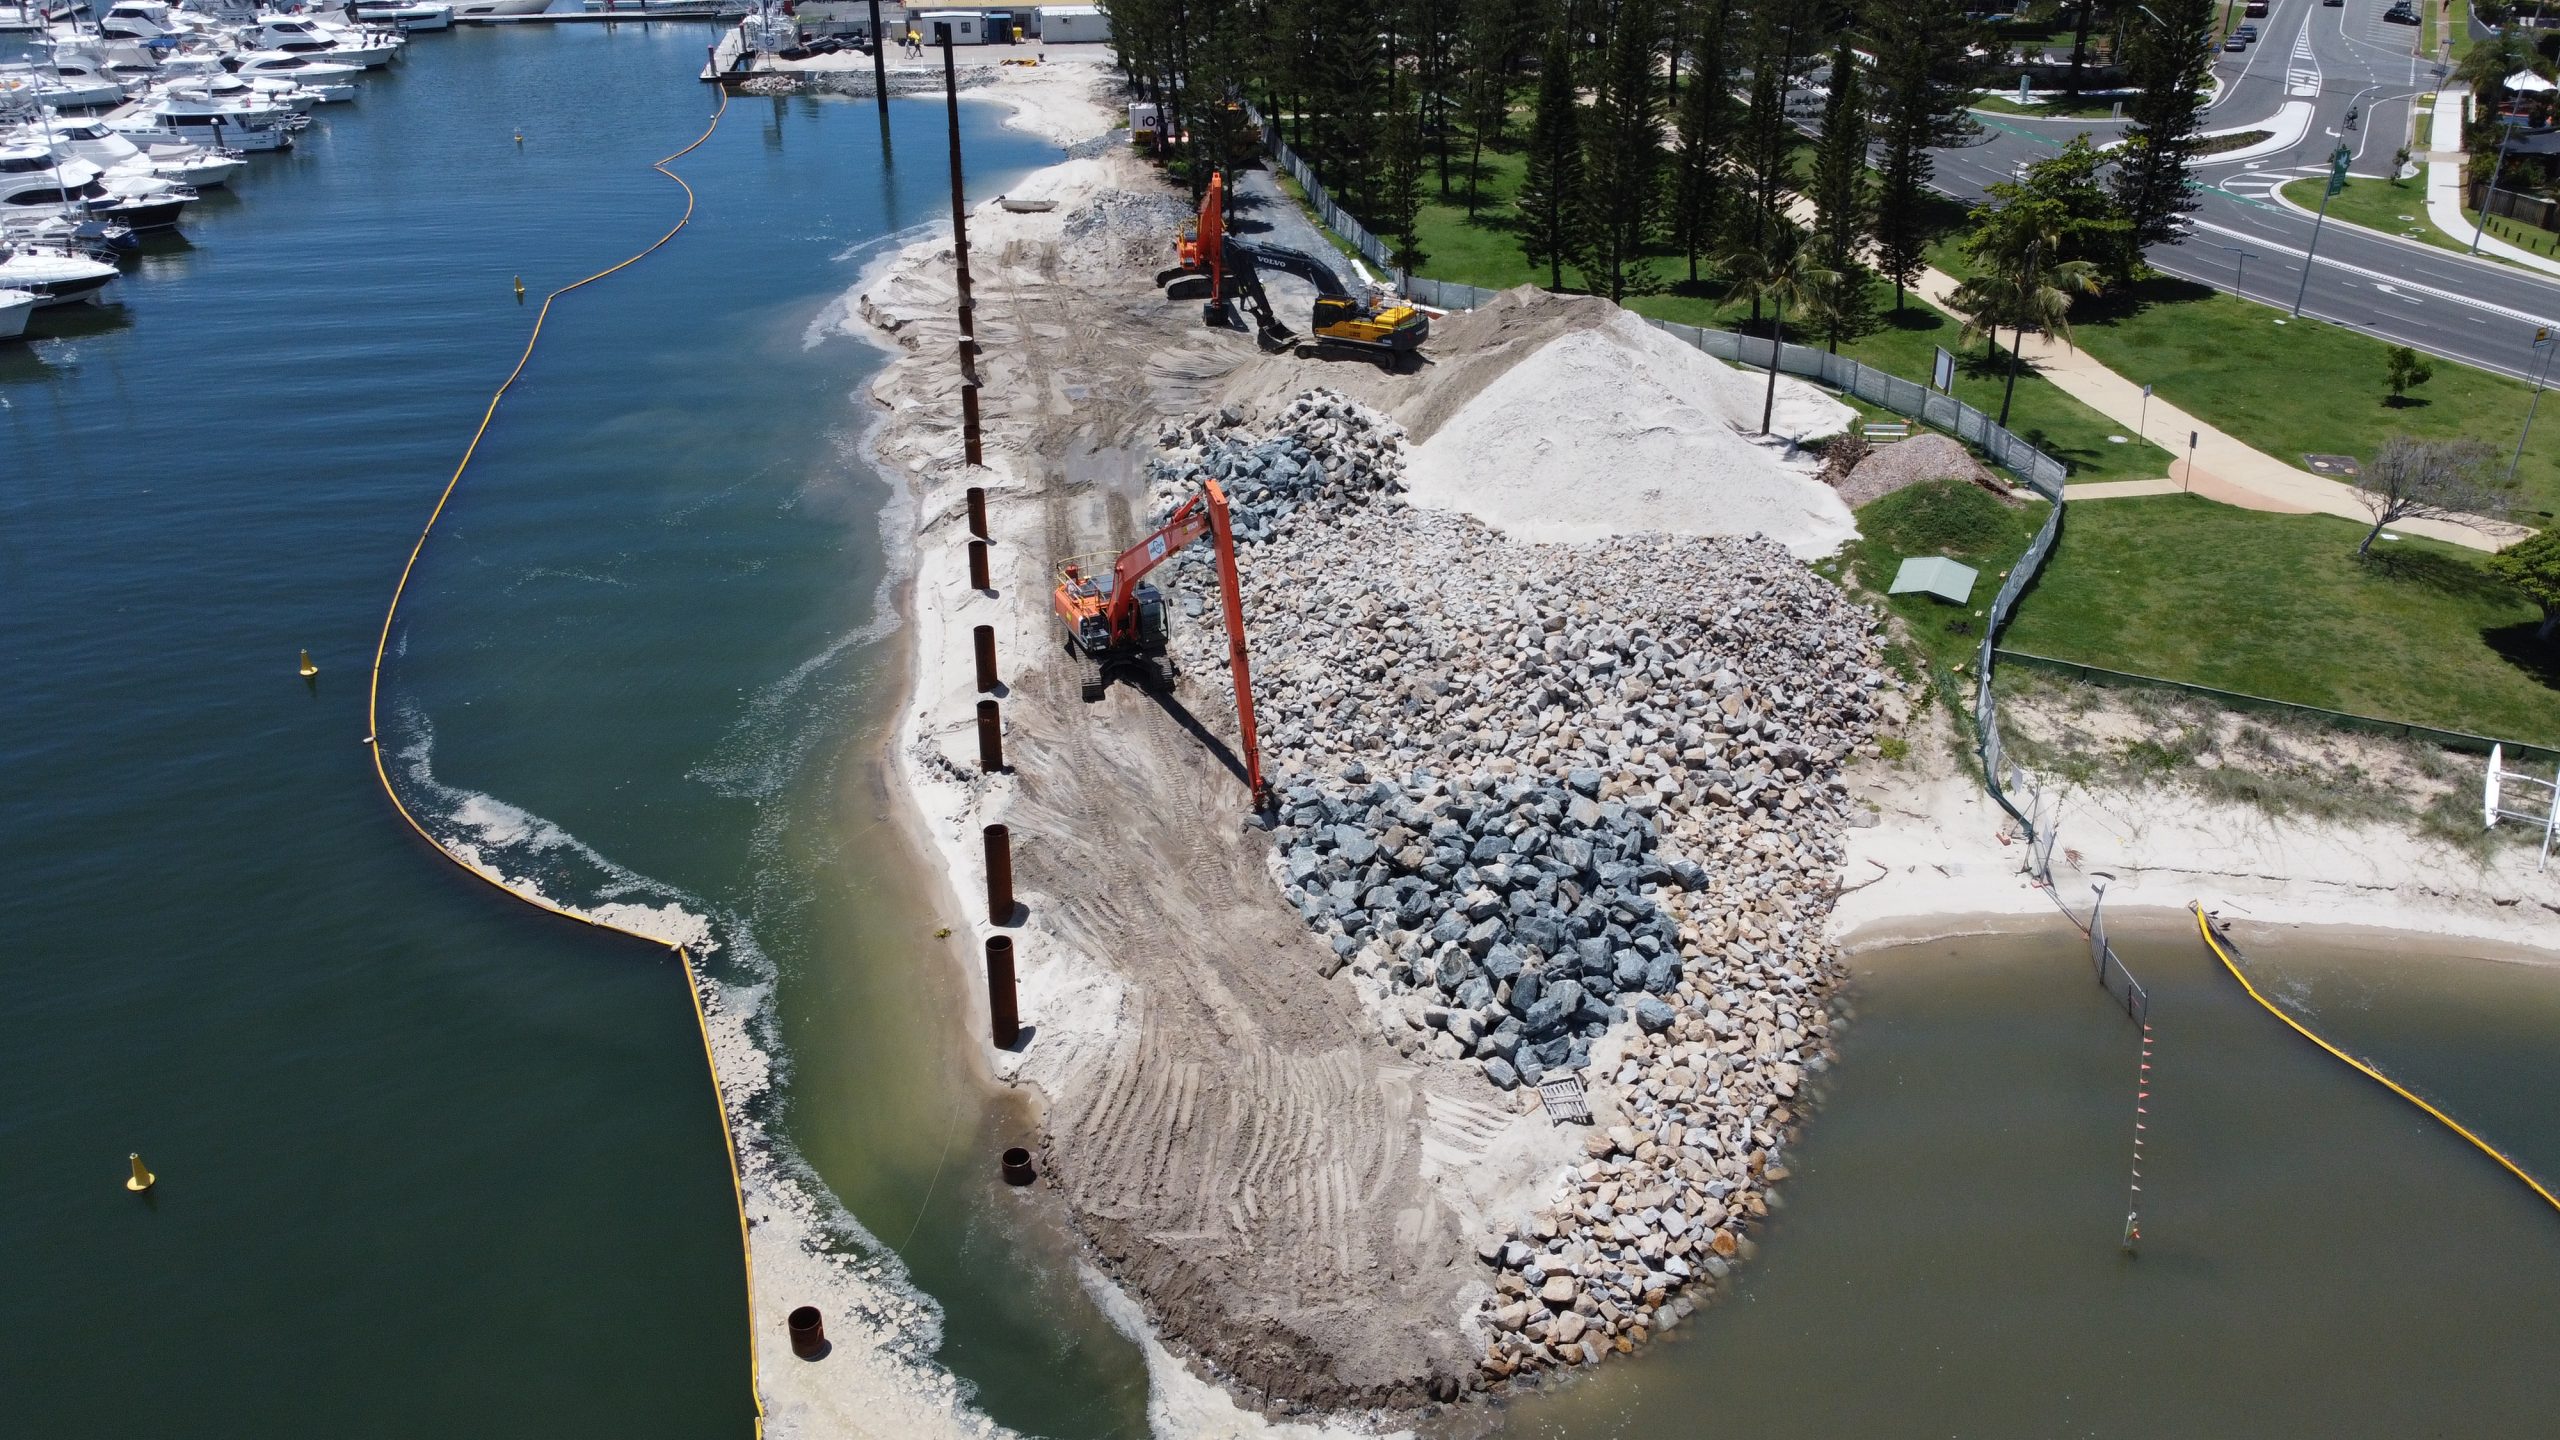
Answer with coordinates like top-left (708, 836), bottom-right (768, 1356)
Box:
top-left (110, 83), bottom-right (301, 150)
top-left (348, 1), bottom-right (452, 30)
top-left (26, 112), bottom-right (247, 189)
top-left (0, 62), bottom-right (125, 109)
top-left (0, 286), bottom-right (35, 339)
top-left (240, 16), bottom-right (402, 68)
top-left (450, 0), bottom-right (553, 15)
top-left (226, 49), bottom-right (361, 99)
top-left (0, 239), bottom-right (120, 306)
top-left (0, 147), bottom-right (194, 228)
top-left (92, 1), bottom-right (206, 43)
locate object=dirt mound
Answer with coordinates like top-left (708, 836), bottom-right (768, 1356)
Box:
top-left (1834, 433), bottom-right (2008, 510)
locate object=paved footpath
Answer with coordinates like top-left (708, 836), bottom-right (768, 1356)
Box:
top-left (1907, 268), bottom-right (2525, 552)
top-left (2424, 88), bottom-right (2560, 281)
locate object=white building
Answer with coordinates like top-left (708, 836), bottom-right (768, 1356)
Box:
top-left (1034, 4), bottom-right (1109, 42)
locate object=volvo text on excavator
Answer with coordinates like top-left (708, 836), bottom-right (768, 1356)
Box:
top-left (1051, 478), bottom-right (1269, 803)
top-left (1157, 171), bottom-right (1429, 364)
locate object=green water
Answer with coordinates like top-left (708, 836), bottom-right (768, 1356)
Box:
top-left (2, 25), bottom-right (1144, 1434)
top-left (1498, 917), bottom-right (2560, 1438)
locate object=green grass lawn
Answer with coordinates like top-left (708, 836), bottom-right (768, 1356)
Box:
top-left (2278, 175), bottom-right (2560, 268)
top-left (1396, 146), bottom-right (2175, 483)
top-left (2001, 493), bottom-right (2560, 744)
top-left (2058, 278), bottom-right (2560, 520)
top-left (1836, 480), bottom-right (2054, 684)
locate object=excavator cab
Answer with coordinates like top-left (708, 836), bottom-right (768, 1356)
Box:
top-left (1053, 565), bottom-right (1174, 699)
top-left (1311, 293), bottom-right (1430, 356)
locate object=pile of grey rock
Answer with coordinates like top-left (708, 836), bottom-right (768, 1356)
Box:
top-left (1147, 388), bottom-right (1403, 545)
top-left (1142, 390), bottom-right (1901, 1385)
top-left (1270, 766), bottom-right (1694, 1090)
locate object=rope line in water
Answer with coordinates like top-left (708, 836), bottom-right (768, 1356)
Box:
top-left (362, 88), bottom-right (767, 1436)
top-left (2192, 903), bottom-right (2560, 1218)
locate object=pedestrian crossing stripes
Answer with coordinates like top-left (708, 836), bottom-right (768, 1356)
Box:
top-left (2286, 24), bottom-right (2320, 98)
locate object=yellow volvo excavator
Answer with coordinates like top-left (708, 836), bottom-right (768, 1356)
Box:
top-left (1160, 173), bottom-right (1428, 364)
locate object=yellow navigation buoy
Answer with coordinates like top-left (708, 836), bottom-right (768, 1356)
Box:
top-left (298, 648), bottom-right (319, 679)
top-left (513, 276), bottom-right (526, 303)
top-left (126, 1153), bottom-right (156, 1193)
top-left (513, 130), bottom-right (523, 146)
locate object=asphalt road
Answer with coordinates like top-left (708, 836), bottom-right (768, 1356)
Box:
top-left (1931, 0), bottom-right (2560, 382)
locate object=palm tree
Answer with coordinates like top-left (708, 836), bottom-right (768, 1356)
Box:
top-left (1951, 202), bottom-right (2101, 428)
top-left (1720, 217), bottom-right (1839, 436)
top-left (2457, 26), bottom-right (2539, 110)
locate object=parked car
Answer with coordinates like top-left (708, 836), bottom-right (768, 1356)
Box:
top-left (2236, 23), bottom-right (2259, 39)
top-left (2384, 3), bottom-right (2420, 22)
top-left (2223, 34), bottom-right (2248, 49)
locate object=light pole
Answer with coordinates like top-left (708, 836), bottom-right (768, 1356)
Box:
top-left (2470, 116), bottom-right (2520, 257)
top-left (2139, 382), bottom-right (2153, 443)
top-left (2511, 327), bottom-right (2557, 481)
top-left (2293, 144), bottom-right (2353, 319)
top-left (2216, 244), bottom-right (2260, 293)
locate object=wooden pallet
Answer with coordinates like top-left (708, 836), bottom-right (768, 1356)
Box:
top-left (1536, 1073), bottom-right (1591, 1126)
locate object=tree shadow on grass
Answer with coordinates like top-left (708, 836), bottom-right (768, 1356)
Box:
top-left (1884, 304), bottom-right (1950, 334)
top-left (2078, 274), bottom-right (2217, 325)
top-left (2482, 621), bottom-right (2560, 692)
top-left (2358, 546), bottom-right (2517, 606)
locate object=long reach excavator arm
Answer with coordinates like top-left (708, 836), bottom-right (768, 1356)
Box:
top-left (1051, 478), bottom-right (1268, 804)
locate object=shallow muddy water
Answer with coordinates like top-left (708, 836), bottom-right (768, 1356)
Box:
top-left (1494, 917), bottom-right (2560, 1438)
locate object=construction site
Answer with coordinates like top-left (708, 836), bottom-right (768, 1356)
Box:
top-left (849, 55), bottom-right (1911, 1420)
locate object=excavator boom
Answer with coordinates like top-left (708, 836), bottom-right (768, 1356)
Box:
top-left (1058, 478), bottom-right (1266, 802)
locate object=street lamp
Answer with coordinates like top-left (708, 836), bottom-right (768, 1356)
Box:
top-left (2470, 115), bottom-right (2521, 257)
top-left (2511, 327), bottom-right (2557, 481)
top-left (2216, 243), bottom-right (2260, 292)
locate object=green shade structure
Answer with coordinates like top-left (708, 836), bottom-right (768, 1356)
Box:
top-left (1888, 555), bottom-right (1980, 605)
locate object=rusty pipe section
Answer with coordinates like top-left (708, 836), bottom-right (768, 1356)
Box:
top-left (984, 935), bottom-right (1019, 1048)
top-left (967, 537), bottom-right (990, 591)
top-left (965, 484), bottom-right (988, 540)
top-left (975, 699), bottom-right (1003, 772)
top-left (973, 624), bottom-right (999, 693)
top-left (982, 822), bottom-right (1013, 924)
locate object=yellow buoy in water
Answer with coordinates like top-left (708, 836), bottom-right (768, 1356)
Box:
top-left (126, 1153), bottom-right (155, 1193)
top-left (298, 648), bottom-right (319, 679)
top-left (513, 130), bottom-right (523, 145)
top-left (513, 275), bottom-right (526, 303)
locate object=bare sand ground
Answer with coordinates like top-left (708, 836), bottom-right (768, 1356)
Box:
top-left (1830, 698), bottom-right (2560, 957)
top-left (846, 60), bottom-right (1564, 1431)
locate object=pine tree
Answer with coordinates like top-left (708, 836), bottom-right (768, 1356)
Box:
top-left (1517, 11), bottom-right (1584, 289)
top-left (1577, 0), bottom-right (1667, 300)
top-left (1808, 36), bottom-right (1873, 350)
top-left (1457, 0), bottom-right (1524, 217)
top-left (1377, 74), bottom-right (1432, 273)
top-left (1733, 0), bottom-right (1809, 245)
top-left (1868, 0), bottom-right (1985, 309)
top-left (2109, 0), bottom-right (2213, 278)
top-left (1668, 0), bottom-right (1734, 282)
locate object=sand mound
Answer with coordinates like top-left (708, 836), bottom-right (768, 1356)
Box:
top-left (1400, 307), bottom-right (1857, 557)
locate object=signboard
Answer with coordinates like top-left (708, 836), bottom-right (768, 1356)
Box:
top-left (1932, 345), bottom-right (1956, 393)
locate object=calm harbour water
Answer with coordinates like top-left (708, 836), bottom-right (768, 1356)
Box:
top-left (8, 26), bottom-right (2557, 1440)
top-left (2, 24), bottom-right (1147, 1435)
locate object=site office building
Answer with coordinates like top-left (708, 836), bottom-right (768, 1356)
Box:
top-left (793, 3), bottom-right (1111, 43)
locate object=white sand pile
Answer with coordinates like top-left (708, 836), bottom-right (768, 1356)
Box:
top-left (1402, 310), bottom-right (1858, 557)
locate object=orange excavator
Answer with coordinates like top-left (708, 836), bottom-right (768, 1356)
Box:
top-left (1158, 172), bottom-right (1429, 361)
top-left (1051, 478), bottom-right (1268, 803)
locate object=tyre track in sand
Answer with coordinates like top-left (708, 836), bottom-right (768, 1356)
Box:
top-left (967, 235), bottom-right (1478, 1409)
